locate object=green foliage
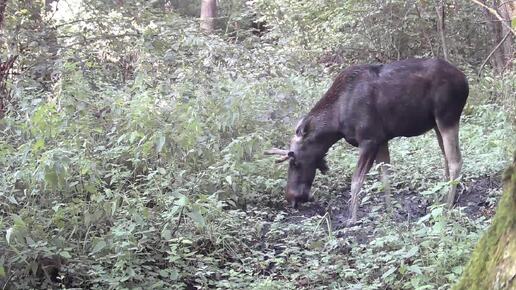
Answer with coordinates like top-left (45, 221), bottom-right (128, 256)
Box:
top-left (254, 0), bottom-right (491, 65)
top-left (0, 0), bottom-right (514, 289)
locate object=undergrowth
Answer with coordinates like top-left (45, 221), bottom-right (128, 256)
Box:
top-left (0, 1), bottom-right (514, 289)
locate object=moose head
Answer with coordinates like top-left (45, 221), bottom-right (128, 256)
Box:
top-left (265, 116), bottom-right (332, 207)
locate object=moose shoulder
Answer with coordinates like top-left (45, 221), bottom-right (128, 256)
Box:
top-left (266, 58), bottom-right (469, 224)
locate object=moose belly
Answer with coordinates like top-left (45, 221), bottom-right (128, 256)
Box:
top-left (374, 82), bottom-right (438, 139)
top-left (387, 109), bottom-right (436, 138)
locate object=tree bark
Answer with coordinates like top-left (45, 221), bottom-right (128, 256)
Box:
top-left (475, 0), bottom-right (514, 73)
top-left (0, 0), bottom-right (7, 30)
top-left (200, 0), bottom-right (217, 33)
top-left (435, 0), bottom-right (449, 61)
top-left (453, 154), bottom-right (516, 290)
top-left (0, 56), bottom-right (17, 119)
top-left (497, 1), bottom-right (514, 72)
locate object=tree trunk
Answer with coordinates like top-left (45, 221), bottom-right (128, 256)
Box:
top-left (0, 56), bottom-right (17, 119)
top-left (480, 0), bottom-right (514, 73)
top-left (0, 0), bottom-right (7, 30)
top-left (435, 0), bottom-right (449, 61)
top-left (200, 0), bottom-right (217, 33)
top-left (497, 1), bottom-right (514, 72)
top-left (453, 154), bottom-right (516, 290)
top-left (0, 0), bottom-right (12, 119)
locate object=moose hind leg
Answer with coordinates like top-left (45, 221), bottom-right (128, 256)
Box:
top-left (434, 127), bottom-right (450, 181)
top-left (349, 141), bottom-right (378, 224)
top-left (376, 142), bottom-right (392, 205)
top-left (436, 122), bottom-right (462, 207)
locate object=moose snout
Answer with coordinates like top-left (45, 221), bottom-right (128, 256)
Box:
top-left (286, 187), bottom-right (313, 208)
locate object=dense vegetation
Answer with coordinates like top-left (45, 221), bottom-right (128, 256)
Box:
top-left (0, 0), bottom-right (514, 289)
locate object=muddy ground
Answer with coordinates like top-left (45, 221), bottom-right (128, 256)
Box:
top-left (260, 175), bottom-right (503, 244)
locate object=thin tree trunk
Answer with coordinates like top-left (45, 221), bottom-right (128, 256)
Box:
top-left (0, 0), bottom-right (7, 30)
top-left (435, 0), bottom-right (449, 61)
top-left (498, 1), bottom-right (513, 72)
top-left (0, 0), bottom-right (9, 119)
top-left (473, 0), bottom-right (514, 73)
top-left (0, 56), bottom-right (17, 119)
top-left (200, 0), bottom-right (217, 33)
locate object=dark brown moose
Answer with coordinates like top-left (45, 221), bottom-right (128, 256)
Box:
top-left (266, 58), bottom-right (468, 224)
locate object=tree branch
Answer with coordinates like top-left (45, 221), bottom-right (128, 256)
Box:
top-left (51, 18), bottom-right (97, 29)
top-left (470, 0), bottom-right (516, 36)
top-left (479, 30), bottom-right (512, 75)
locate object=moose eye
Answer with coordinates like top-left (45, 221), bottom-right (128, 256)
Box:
top-left (289, 159), bottom-right (299, 168)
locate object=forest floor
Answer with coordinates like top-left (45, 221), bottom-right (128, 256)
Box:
top-left (256, 175), bottom-right (501, 245)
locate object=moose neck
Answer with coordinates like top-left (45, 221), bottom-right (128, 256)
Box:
top-left (308, 110), bottom-right (343, 157)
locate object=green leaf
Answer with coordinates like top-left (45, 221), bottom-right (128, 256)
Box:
top-left (174, 194), bottom-right (188, 207)
top-left (156, 133), bottom-right (166, 153)
top-left (44, 167), bottom-right (59, 187)
top-left (32, 139), bottom-right (45, 152)
top-left (180, 239), bottom-right (192, 245)
top-left (7, 195), bottom-right (17, 205)
top-left (161, 228), bottom-right (172, 240)
top-left (159, 269), bottom-right (169, 277)
top-left (381, 266), bottom-right (397, 279)
top-left (129, 131), bottom-right (140, 143)
top-left (404, 245), bottom-right (419, 259)
top-left (187, 209), bottom-right (205, 227)
top-left (407, 265), bottom-right (423, 275)
top-left (12, 215), bottom-right (26, 228)
top-left (60, 251), bottom-right (72, 259)
top-left (431, 207), bottom-right (444, 218)
top-left (91, 240), bottom-right (107, 254)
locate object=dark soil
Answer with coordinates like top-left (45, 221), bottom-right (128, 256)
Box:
top-left (258, 175), bottom-right (502, 244)
top-left (456, 175), bottom-right (501, 219)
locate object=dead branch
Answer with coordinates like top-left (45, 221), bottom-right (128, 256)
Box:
top-left (479, 30), bottom-right (512, 75)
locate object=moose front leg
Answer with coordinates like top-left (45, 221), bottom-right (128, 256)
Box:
top-left (348, 141), bottom-right (379, 225)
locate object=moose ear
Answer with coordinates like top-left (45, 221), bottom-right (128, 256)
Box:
top-left (318, 158), bottom-right (329, 174)
top-left (296, 116), bottom-right (314, 137)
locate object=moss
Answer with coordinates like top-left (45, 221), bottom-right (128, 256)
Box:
top-left (453, 153), bottom-right (516, 290)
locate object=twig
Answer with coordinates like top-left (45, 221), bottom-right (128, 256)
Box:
top-left (170, 207), bottom-right (184, 238)
top-left (479, 30), bottom-right (511, 75)
top-left (470, 0), bottom-right (516, 36)
top-left (51, 18), bottom-right (96, 29)
top-left (498, 0), bottom-right (516, 8)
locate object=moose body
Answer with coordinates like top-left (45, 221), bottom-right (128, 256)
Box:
top-left (267, 58), bottom-right (469, 224)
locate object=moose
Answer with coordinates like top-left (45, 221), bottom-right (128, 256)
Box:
top-left (266, 58), bottom-right (469, 224)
